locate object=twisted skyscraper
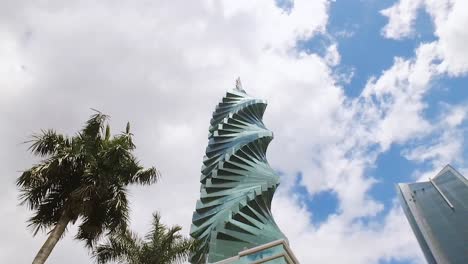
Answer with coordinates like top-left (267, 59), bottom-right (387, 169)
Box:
top-left (190, 79), bottom-right (295, 264)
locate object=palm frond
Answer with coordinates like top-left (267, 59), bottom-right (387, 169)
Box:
top-left (131, 167), bottom-right (159, 185)
top-left (18, 110), bottom-right (160, 261)
top-left (146, 212), bottom-right (164, 243)
top-left (95, 229), bottom-right (141, 264)
top-left (27, 129), bottom-right (70, 157)
top-left (94, 212), bottom-right (194, 264)
top-left (105, 186), bottom-right (130, 231)
top-left (76, 214), bottom-right (106, 248)
top-left (17, 158), bottom-right (63, 209)
top-left (82, 110), bottom-right (108, 140)
top-left (105, 124), bottom-right (111, 141)
top-left (169, 238), bottom-right (197, 264)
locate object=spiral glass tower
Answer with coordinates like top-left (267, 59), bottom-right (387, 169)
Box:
top-left (190, 79), bottom-right (297, 264)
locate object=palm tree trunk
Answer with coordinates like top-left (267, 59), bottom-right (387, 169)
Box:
top-left (32, 211), bottom-right (70, 264)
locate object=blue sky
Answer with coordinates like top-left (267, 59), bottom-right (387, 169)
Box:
top-left (287, 1), bottom-right (468, 263)
top-left (1, 0), bottom-right (467, 263)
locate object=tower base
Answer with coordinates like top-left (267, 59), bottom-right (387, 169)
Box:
top-left (214, 239), bottom-right (299, 264)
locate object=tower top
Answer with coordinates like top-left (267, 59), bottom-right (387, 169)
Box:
top-left (235, 77), bottom-right (246, 92)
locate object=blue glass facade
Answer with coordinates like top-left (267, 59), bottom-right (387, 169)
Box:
top-left (397, 165), bottom-right (468, 264)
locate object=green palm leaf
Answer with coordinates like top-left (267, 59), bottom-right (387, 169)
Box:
top-left (18, 111), bottom-right (159, 264)
top-left (94, 212), bottom-right (196, 264)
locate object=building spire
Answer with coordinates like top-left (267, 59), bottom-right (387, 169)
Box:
top-left (235, 77), bottom-right (246, 93)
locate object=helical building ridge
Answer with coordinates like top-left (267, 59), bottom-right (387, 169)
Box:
top-left (190, 79), bottom-right (286, 263)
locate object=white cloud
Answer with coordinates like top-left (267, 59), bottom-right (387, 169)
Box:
top-left (273, 194), bottom-right (424, 264)
top-left (430, 0), bottom-right (468, 75)
top-left (402, 104), bottom-right (468, 181)
top-left (0, 1), bottom-right (337, 263)
top-left (324, 43), bottom-right (340, 66)
top-left (360, 42), bottom-right (439, 151)
top-left (381, 0), bottom-right (468, 182)
top-left (381, 0), bottom-right (424, 39)
top-left (382, 0), bottom-right (468, 75)
top-left (1, 0), bottom-right (466, 263)
top-left (0, 30), bottom-right (32, 102)
top-left (270, 35), bottom-right (459, 263)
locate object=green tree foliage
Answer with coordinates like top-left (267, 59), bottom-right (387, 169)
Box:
top-left (95, 212), bottom-right (196, 264)
top-left (17, 111), bottom-right (159, 264)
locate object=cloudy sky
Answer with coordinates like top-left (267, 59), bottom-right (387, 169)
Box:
top-left (1, 0), bottom-right (467, 263)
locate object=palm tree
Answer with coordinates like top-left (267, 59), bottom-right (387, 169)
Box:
top-left (94, 212), bottom-right (196, 264)
top-left (17, 111), bottom-right (159, 264)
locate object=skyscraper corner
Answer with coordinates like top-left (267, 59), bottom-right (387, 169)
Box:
top-left (397, 165), bottom-right (468, 264)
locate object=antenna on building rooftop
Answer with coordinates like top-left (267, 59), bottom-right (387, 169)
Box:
top-left (235, 77), bottom-right (246, 92)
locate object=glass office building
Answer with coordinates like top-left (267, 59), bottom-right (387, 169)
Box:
top-left (397, 165), bottom-right (468, 264)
